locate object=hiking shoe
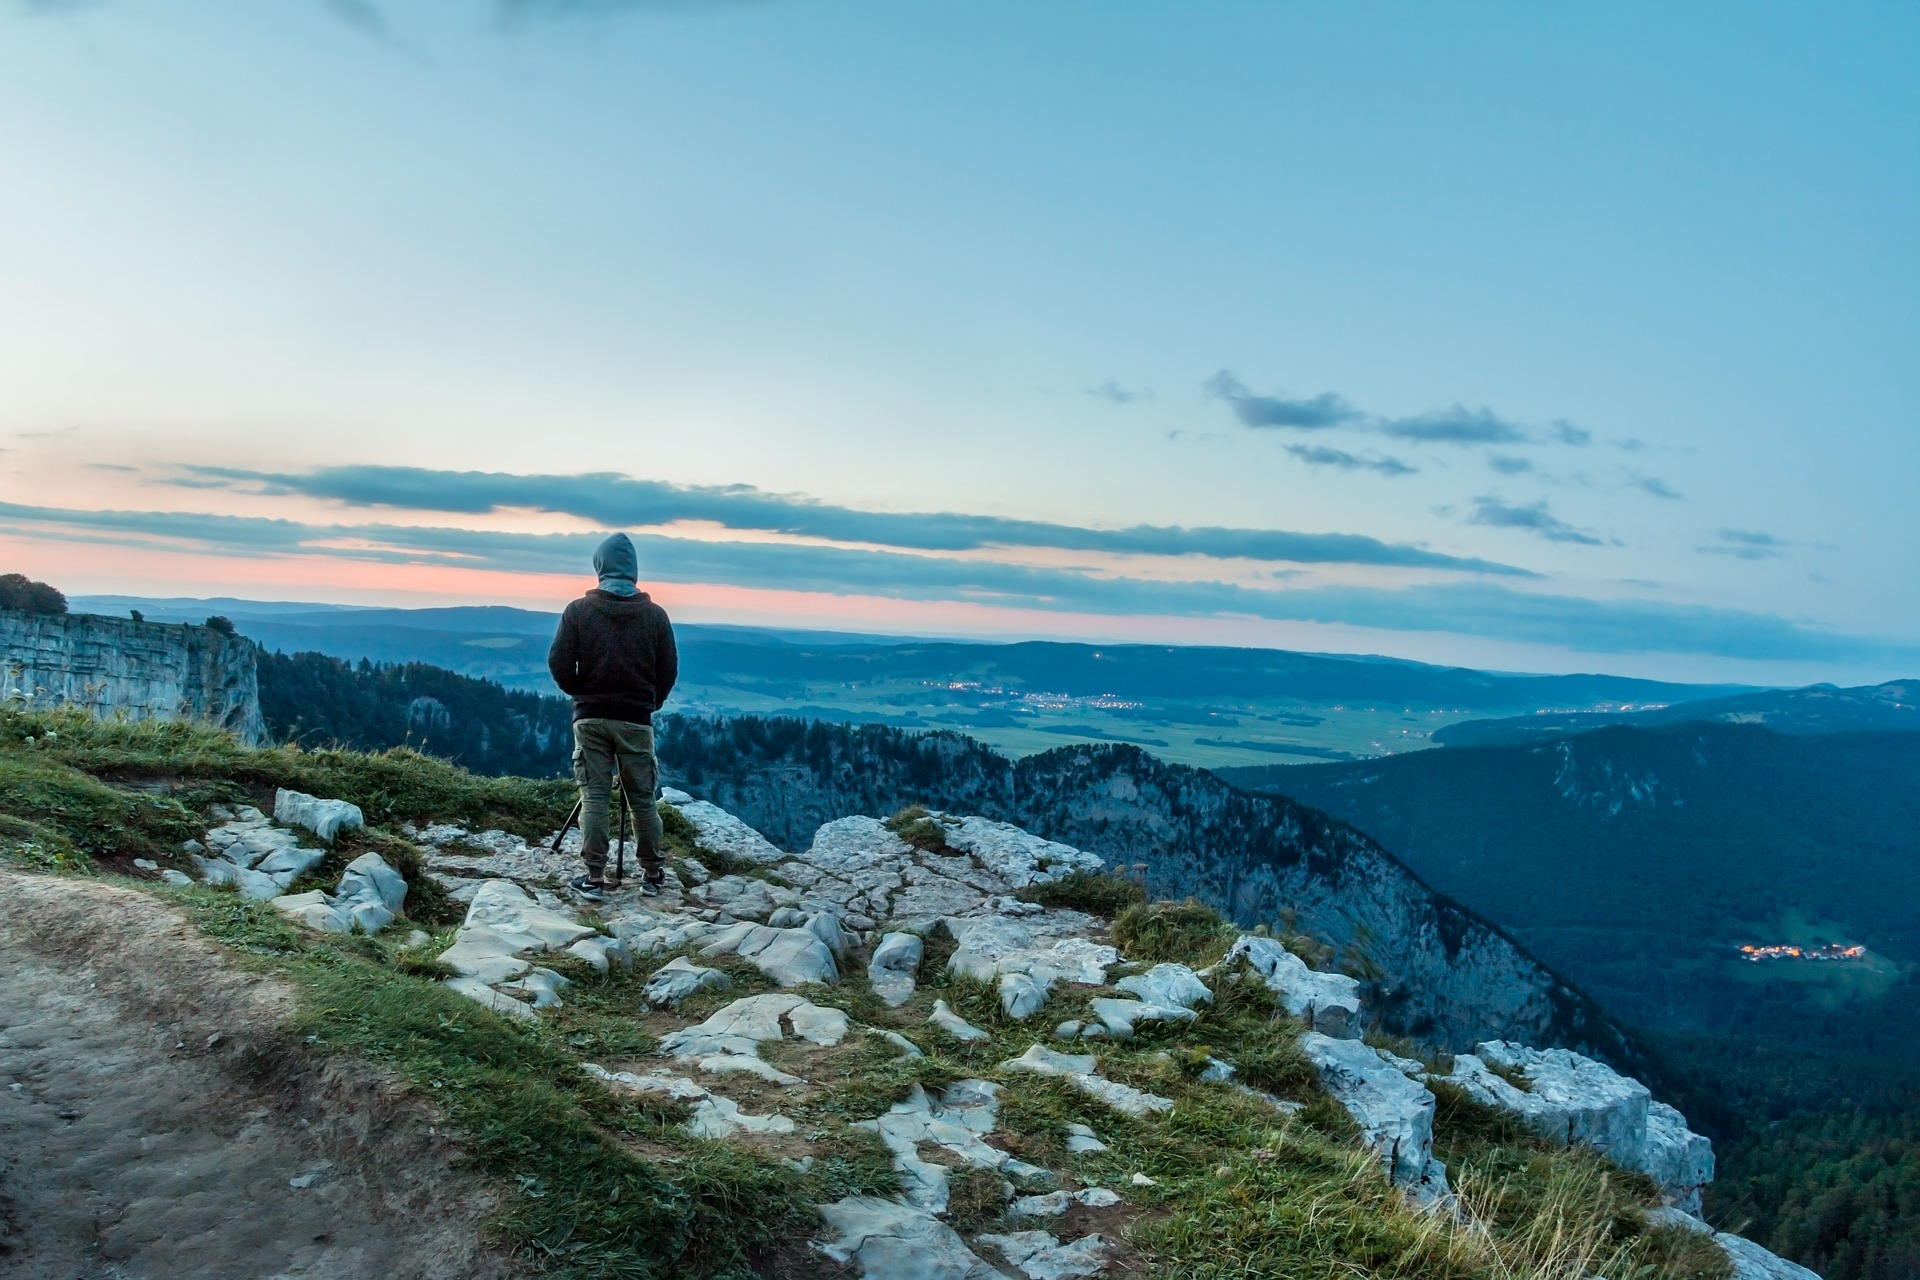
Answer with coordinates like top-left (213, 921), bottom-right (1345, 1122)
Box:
top-left (568, 874), bottom-right (607, 903)
top-left (639, 876), bottom-right (665, 898)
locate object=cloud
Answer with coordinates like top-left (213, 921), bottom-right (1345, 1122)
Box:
top-left (1630, 475), bottom-right (1682, 500)
top-left (0, 499), bottom-right (1907, 664)
top-left (1379, 406), bottom-right (1531, 445)
top-left (1552, 420), bottom-right (1593, 446)
top-left (1204, 372), bottom-right (1362, 430)
top-left (1284, 445), bottom-right (1417, 477)
top-left (1468, 497), bottom-right (1606, 546)
top-left (177, 464), bottom-right (1529, 576)
top-left (1487, 455), bottom-right (1534, 475)
top-left (1087, 380), bottom-right (1152, 405)
top-left (1701, 528), bottom-right (1787, 561)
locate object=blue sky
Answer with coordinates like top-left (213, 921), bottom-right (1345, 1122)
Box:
top-left (1, 1), bottom-right (1915, 683)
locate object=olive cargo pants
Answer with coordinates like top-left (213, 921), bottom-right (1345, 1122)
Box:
top-left (571, 718), bottom-right (664, 881)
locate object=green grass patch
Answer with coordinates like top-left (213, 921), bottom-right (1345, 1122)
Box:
top-left (884, 804), bottom-right (955, 854)
top-left (1112, 898), bottom-right (1240, 967)
top-left (1017, 869), bottom-right (1146, 917)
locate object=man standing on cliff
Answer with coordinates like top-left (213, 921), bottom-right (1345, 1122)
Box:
top-left (547, 532), bottom-right (677, 901)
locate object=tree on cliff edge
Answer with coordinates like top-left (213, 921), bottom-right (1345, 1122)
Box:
top-left (0, 574), bottom-right (67, 615)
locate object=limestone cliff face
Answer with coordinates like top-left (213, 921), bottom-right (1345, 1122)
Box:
top-left (658, 715), bottom-right (1637, 1064)
top-left (0, 609), bottom-right (265, 745)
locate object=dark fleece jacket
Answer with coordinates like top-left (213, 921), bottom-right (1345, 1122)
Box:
top-left (547, 589), bottom-right (678, 724)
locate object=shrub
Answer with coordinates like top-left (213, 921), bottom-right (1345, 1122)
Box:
top-left (0, 572), bottom-right (66, 615)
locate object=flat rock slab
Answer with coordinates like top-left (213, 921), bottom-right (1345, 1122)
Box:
top-left (816, 1196), bottom-right (1012, 1280)
top-left (661, 789), bottom-right (789, 865)
top-left (1000, 1044), bottom-right (1173, 1118)
top-left (658, 992), bottom-right (850, 1081)
top-left (460, 880), bottom-right (593, 953)
top-left (978, 1230), bottom-right (1112, 1280)
top-left (857, 1079), bottom-right (1044, 1213)
top-left (698, 920), bottom-right (839, 986)
top-left (932, 814), bottom-right (1104, 889)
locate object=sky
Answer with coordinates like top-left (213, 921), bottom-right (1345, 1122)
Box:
top-left (1, 0), bottom-right (1916, 685)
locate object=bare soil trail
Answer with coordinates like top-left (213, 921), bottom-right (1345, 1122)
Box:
top-left (0, 871), bottom-right (517, 1280)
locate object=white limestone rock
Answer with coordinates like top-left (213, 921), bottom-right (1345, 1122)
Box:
top-left (643, 956), bottom-right (732, 1007)
top-left (856, 1079), bottom-right (1042, 1213)
top-left (928, 999), bottom-right (990, 1043)
top-left (805, 909), bottom-right (854, 959)
top-left (460, 879), bottom-right (586, 952)
top-left (159, 868), bottom-right (194, 887)
top-left (583, 1063), bottom-right (710, 1102)
top-left (686, 1094), bottom-right (797, 1140)
top-left (979, 1231), bottom-right (1111, 1280)
top-left (948, 918), bottom-right (1117, 1019)
top-left (335, 852), bottom-right (409, 932)
top-left (269, 889), bottom-right (352, 934)
top-left (868, 931), bottom-right (924, 1007)
top-left (1447, 1041), bottom-right (1714, 1210)
top-left (192, 854), bottom-right (282, 901)
top-left (567, 934), bottom-right (632, 974)
top-left (1114, 962), bottom-right (1213, 1013)
top-left (1065, 1122), bottom-right (1109, 1154)
top-left (1000, 1044), bottom-right (1174, 1118)
top-left (696, 1053), bottom-right (805, 1087)
top-left (1217, 937), bottom-right (1363, 1038)
top-left (694, 874), bottom-right (798, 921)
top-left (934, 814), bottom-right (1104, 888)
top-left (1085, 997), bottom-right (1197, 1040)
top-left (1301, 1032), bottom-right (1450, 1205)
top-left (816, 1196), bottom-right (1013, 1279)
top-left (869, 1027), bottom-right (925, 1060)
top-left (698, 920), bottom-right (839, 986)
top-left (256, 844), bottom-right (326, 886)
top-left (1010, 1191), bottom-right (1069, 1217)
top-left (658, 992), bottom-right (848, 1084)
top-left (273, 788), bottom-right (365, 845)
top-left (498, 967), bottom-right (569, 1009)
top-left (445, 976), bottom-right (536, 1021)
top-left (1716, 1233), bottom-right (1823, 1279)
top-left (1645, 1100), bottom-right (1717, 1215)
top-left (659, 788), bottom-right (787, 865)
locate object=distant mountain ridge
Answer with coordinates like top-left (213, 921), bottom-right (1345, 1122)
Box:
top-left (1430, 679), bottom-right (1919, 747)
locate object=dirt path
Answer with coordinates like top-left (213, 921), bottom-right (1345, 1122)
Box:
top-left (0, 871), bottom-right (517, 1280)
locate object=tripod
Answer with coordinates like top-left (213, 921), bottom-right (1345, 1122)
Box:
top-left (549, 759), bottom-right (634, 886)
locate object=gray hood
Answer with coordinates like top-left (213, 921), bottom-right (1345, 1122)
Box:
top-left (592, 532), bottom-right (640, 597)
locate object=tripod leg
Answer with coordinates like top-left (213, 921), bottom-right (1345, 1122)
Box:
top-left (615, 761), bottom-right (630, 886)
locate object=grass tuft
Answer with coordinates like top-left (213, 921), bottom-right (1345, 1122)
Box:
top-left (1017, 868), bottom-right (1146, 917)
top-left (1113, 898), bottom-right (1241, 967)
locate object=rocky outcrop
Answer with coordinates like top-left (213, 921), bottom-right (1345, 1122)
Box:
top-left (0, 608), bottom-right (264, 743)
top-left (232, 783), bottom-right (1818, 1280)
top-left (1442, 1041), bottom-right (1714, 1212)
top-left (657, 714), bottom-right (1630, 1058)
top-left (1301, 1032), bottom-right (1451, 1207)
